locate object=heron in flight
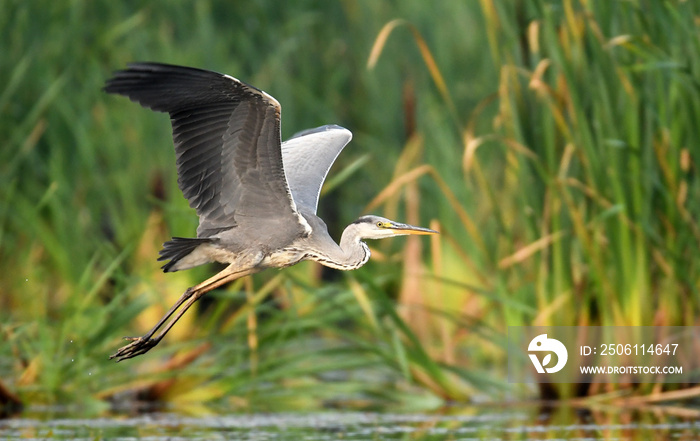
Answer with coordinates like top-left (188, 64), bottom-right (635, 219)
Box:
top-left (105, 63), bottom-right (437, 361)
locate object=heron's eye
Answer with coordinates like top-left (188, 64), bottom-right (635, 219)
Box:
top-left (376, 221), bottom-right (384, 227)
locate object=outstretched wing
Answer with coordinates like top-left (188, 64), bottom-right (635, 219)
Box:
top-left (104, 62), bottom-right (299, 236)
top-left (281, 125), bottom-right (352, 214)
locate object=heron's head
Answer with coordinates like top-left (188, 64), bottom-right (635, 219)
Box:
top-left (350, 215), bottom-right (438, 240)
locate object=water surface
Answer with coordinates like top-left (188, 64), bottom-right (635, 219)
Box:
top-left (1, 407), bottom-right (698, 440)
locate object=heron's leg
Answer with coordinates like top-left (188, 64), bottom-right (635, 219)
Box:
top-left (110, 264), bottom-right (256, 362)
top-left (119, 267), bottom-right (238, 344)
top-left (123, 288), bottom-right (193, 342)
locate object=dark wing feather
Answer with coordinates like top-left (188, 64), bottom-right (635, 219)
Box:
top-left (104, 62), bottom-right (298, 236)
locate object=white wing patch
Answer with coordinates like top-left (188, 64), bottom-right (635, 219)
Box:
top-left (297, 213), bottom-right (313, 236)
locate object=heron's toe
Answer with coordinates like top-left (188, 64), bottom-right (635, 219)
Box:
top-left (110, 337), bottom-right (158, 362)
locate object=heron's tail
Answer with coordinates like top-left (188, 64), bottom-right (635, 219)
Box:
top-left (158, 237), bottom-right (214, 272)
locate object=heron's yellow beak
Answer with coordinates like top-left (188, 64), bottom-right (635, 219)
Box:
top-left (386, 222), bottom-right (438, 236)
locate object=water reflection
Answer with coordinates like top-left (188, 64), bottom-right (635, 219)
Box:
top-left (1, 406), bottom-right (699, 440)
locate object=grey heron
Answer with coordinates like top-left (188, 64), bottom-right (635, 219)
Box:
top-left (104, 63), bottom-right (437, 361)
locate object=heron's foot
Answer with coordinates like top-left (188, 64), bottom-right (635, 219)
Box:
top-left (109, 336), bottom-right (159, 362)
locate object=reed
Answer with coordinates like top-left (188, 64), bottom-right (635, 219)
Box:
top-left (368, 0), bottom-right (700, 399)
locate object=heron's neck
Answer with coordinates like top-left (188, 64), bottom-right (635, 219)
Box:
top-left (315, 223), bottom-right (370, 271)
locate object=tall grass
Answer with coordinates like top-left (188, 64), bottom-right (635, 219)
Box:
top-left (475, 0), bottom-right (700, 365)
top-left (1, 0), bottom-right (698, 413)
top-left (368, 0), bottom-right (700, 400)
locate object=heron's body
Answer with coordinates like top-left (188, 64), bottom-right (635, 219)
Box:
top-left (105, 63), bottom-right (436, 361)
top-left (164, 212), bottom-right (370, 273)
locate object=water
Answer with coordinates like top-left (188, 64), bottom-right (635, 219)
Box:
top-left (1, 408), bottom-right (698, 440)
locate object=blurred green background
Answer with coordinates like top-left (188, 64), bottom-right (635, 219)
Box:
top-left (1, 0), bottom-right (699, 414)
